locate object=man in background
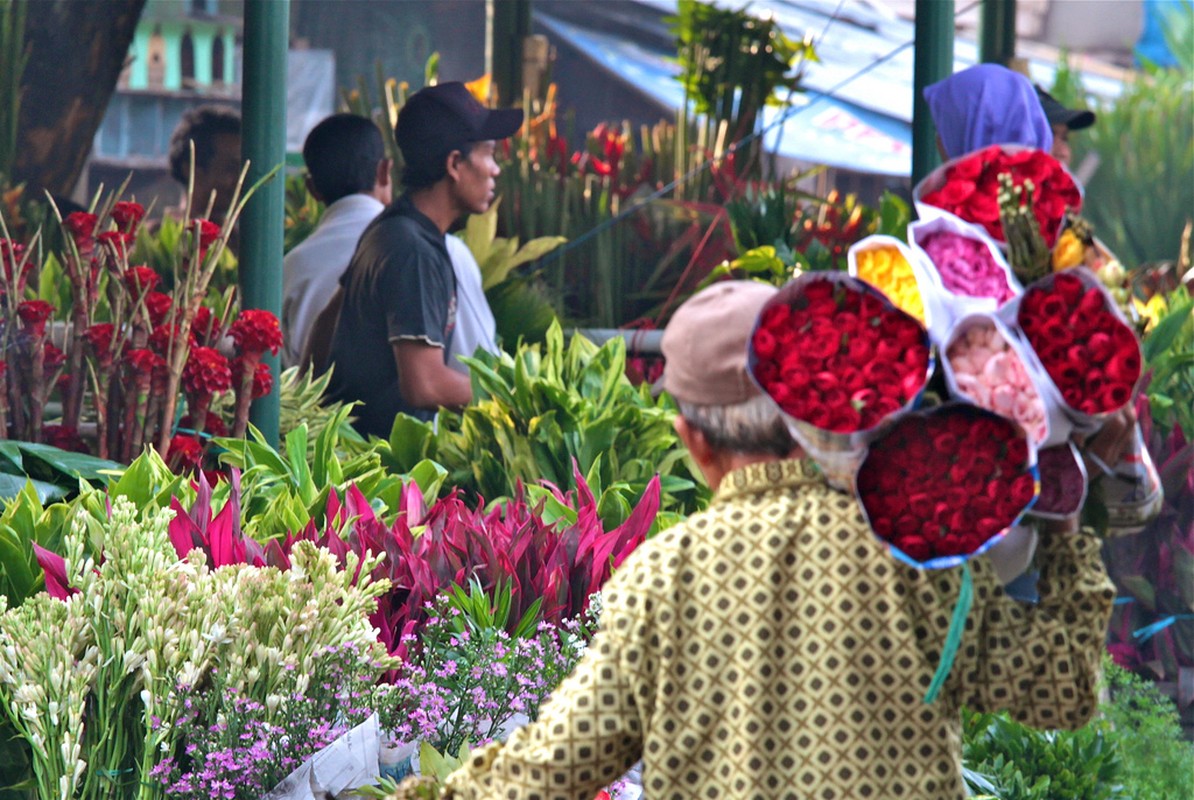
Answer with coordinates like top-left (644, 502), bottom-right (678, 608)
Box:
top-left (1035, 86), bottom-right (1097, 168)
top-left (282, 113), bottom-right (392, 368)
top-left (167, 104), bottom-right (242, 225)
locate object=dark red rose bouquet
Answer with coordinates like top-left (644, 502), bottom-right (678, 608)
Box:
top-left (915, 145), bottom-right (1081, 249)
top-left (749, 273), bottom-right (932, 490)
top-left (856, 404), bottom-right (1038, 568)
top-left (1013, 268), bottom-right (1140, 421)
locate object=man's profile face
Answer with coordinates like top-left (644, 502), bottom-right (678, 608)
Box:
top-left (1050, 124), bottom-right (1072, 167)
top-left (451, 140), bottom-right (500, 215)
top-left (193, 131), bottom-right (242, 220)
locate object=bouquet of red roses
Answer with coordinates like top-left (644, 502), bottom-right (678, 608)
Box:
top-left (1009, 268), bottom-right (1141, 425)
top-left (856, 404), bottom-right (1038, 568)
top-left (749, 272), bottom-right (932, 489)
top-left (914, 145), bottom-right (1082, 249)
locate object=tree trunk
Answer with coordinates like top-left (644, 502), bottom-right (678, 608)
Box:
top-left (12, 0), bottom-right (146, 198)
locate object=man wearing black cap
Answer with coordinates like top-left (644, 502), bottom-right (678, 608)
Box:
top-left (1035, 86), bottom-right (1096, 167)
top-left (324, 83), bottom-right (522, 438)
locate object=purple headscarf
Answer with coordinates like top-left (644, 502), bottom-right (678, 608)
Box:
top-left (924, 64), bottom-right (1053, 159)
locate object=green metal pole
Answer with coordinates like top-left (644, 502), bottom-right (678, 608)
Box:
top-left (912, 0), bottom-right (955, 185)
top-left (240, 0), bottom-right (288, 446)
top-left (979, 0), bottom-right (1017, 65)
top-left (488, 0), bottom-right (532, 105)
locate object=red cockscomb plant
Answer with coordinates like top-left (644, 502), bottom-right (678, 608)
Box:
top-left (228, 309), bottom-right (282, 437)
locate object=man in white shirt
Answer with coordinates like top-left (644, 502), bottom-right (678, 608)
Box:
top-left (444, 234), bottom-right (499, 373)
top-left (281, 113), bottom-right (392, 368)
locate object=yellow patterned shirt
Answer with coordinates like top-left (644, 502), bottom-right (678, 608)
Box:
top-left (444, 459), bottom-right (1114, 800)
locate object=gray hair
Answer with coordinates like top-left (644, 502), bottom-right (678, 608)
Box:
top-left (677, 394), bottom-right (796, 458)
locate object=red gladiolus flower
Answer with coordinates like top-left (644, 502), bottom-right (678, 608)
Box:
top-left (1017, 270), bottom-right (1140, 417)
top-left (857, 406), bottom-right (1036, 565)
top-left (168, 434), bottom-right (205, 473)
top-left (16, 300), bottom-right (55, 336)
top-left (124, 265), bottom-right (161, 294)
top-left (750, 276), bottom-right (929, 433)
top-left (229, 309), bottom-right (283, 356)
top-left (110, 201), bottom-right (146, 234)
top-left (183, 346), bottom-right (233, 397)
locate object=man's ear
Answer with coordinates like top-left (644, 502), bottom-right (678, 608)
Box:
top-left (376, 158), bottom-right (393, 188)
top-left (444, 149), bottom-right (464, 182)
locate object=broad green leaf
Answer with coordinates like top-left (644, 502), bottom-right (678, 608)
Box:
top-left (10, 442), bottom-right (123, 484)
top-left (1143, 298), bottom-right (1193, 362)
top-left (406, 459), bottom-right (448, 506)
top-left (0, 474), bottom-right (67, 505)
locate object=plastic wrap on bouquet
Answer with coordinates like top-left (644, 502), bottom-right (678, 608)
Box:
top-left (942, 311), bottom-right (1072, 449)
top-left (1094, 424), bottom-right (1165, 536)
top-left (260, 714), bottom-right (381, 800)
top-left (847, 234), bottom-right (942, 331)
top-left (747, 272), bottom-right (934, 491)
top-left (1001, 267), bottom-right (1142, 432)
top-left (855, 404), bottom-right (1040, 570)
top-left (912, 144), bottom-right (1082, 249)
top-left (910, 213), bottom-right (1022, 344)
top-left (1031, 441), bottom-right (1089, 519)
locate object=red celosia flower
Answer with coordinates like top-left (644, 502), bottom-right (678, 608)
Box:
top-left (191, 305), bottom-right (216, 344)
top-left (16, 300), bottom-right (55, 336)
top-left (183, 346), bottom-right (233, 397)
top-left (167, 434), bottom-right (205, 473)
top-left (229, 309), bottom-right (283, 356)
top-left (62, 212), bottom-right (98, 244)
top-left (180, 411), bottom-right (228, 437)
top-left (123, 265), bottom-right (161, 294)
top-left (110, 201), bottom-right (146, 235)
top-left (97, 230), bottom-right (134, 259)
top-left (83, 323), bottom-right (116, 365)
top-left (43, 342), bottom-right (66, 372)
top-left (149, 322), bottom-right (194, 356)
top-left (42, 425), bottom-right (90, 454)
top-left (193, 219), bottom-right (221, 249)
top-left (145, 291), bottom-right (173, 327)
top-left (233, 356), bottom-right (272, 399)
top-left (123, 347), bottom-right (163, 376)
top-left (856, 405), bottom-right (1036, 565)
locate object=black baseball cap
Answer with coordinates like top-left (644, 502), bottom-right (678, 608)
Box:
top-left (1035, 86), bottom-right (1096, 131)
top-left (396, 82), bottom-right (524, 166)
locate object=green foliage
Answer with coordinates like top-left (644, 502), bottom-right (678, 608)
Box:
top-left (379, 322), bottom-right (704, 528)
top-left (0, 0), bottom-right (26, 183)
top-left (277, 364), bottom-right (365, 455)
top-left (129, 212), bottom-right (238, 293)
top-left (962, 707), bottom-right (1125, 799)
top-left (1052, 29), bottom-right (1194, 268)
top-left (1141, 287), bottom-right (1194, 441)
top-left (1101, 659), bottom-right (1194, 799)
top-left (0, 440), bottom-right (122, 506)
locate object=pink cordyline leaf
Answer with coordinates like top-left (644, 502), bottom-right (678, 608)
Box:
top-left (32, 543), bottom-right (77, 600)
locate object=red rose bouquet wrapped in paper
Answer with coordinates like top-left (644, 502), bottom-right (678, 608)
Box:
top-left (856, 404), bottom-right (1038, 567)
top-left (749, 272), bottom-right (932, 489)
top-left (914, 145), bottom-right (1081, 249)
top-left (1010, 268), bottom-right (1141, 426)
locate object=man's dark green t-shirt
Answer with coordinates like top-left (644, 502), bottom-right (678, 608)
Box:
top-left (326, 195), bottom-right (458, 437)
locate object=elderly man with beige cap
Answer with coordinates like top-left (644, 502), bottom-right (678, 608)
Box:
top-left (426, 281), bottom-right (1113, 800)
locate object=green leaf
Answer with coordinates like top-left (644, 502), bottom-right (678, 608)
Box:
top-left (1143, 298), bottom-right (1194, 362)
top-left (0, 474), bottom-right (67, 505)
top-left (406, 459), bottom-right (448, 506)
top-left (386, 414), bottom-right (434, 472)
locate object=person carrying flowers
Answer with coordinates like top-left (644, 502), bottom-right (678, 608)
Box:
top-left (400, 280), bottom-right (1116, 800)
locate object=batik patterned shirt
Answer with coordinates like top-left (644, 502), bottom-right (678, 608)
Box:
top-left (444, 459), bottom-right (1114, 800)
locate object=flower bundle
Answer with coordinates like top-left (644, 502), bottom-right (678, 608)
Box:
top-left (749, 272), bottom-right (931, 488)
top-left (1014, 269), bottom-right (1141, 420)
top-left (915, 144), bottom-right (1081, 248)
top-left (920, 230), bottom-right (1017, 305)
top-left (856, 405), bottom-right (1038, 567)
top-left (944, 315), bottom-right (1053, 446)
top-left (848, 236), bottom-right (931, 325)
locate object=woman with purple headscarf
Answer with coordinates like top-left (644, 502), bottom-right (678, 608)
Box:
top-left (924, 63), bottom-right (1054, 159)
